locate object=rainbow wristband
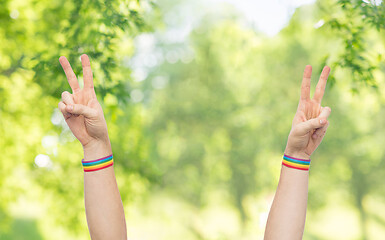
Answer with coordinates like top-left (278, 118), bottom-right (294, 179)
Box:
top-left (82, 154), bottom-right (114, 172)
top-left (282, 154), bottom-right (310, 171)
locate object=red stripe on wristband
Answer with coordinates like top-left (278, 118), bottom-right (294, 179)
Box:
top-left (84, 162), bottom-right (114, 172)
top-left (282, 162), bottom-right (309, 171)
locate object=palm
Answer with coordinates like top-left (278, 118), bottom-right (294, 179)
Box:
top-left (59, 55), bottom-right (106, 146)
top-left (287, 65), bottom-right (331, 157)
top-left (294, 100), bottom-right (323, 153)
top-left (66, 91), bottom-right (97, 143)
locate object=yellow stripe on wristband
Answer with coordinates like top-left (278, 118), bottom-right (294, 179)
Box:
top-left (83, 159), bottom-right (114, 172)
top-left (282, 159), bottom-right (310, 169)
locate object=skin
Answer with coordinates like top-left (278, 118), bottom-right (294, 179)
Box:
top-left (264, 65), bottom-right (331, 240)
top-left (57, 56), bottom-right (328, 239)
top-left (58, 54), bottom-right (127, 240)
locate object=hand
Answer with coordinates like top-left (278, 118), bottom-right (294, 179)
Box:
top-left (58, 54), bottom-right (110, 149)
top-left (285, 65), bottom-right (331, 159)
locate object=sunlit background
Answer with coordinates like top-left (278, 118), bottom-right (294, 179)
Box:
top-left (1, 0), bottom-right (385, 239)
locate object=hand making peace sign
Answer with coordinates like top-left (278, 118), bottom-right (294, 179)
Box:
top-left (58, 54), bottom-right (110, 148)
top-left (285, 65), bottom-right (332, 160)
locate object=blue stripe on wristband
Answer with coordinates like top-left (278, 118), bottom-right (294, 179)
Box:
top-left (82, 155), bottom-right (113, 166)
top-left (283, 155), bottom-right (310, 165)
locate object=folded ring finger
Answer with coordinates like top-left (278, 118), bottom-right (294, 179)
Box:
top-left (61, 91), bottom-right (79, 117)
top-left (58, 101), bottom-right (72, 120)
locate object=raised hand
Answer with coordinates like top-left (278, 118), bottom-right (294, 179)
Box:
top-left (58, 54), bottom-right (109, 148)
top-left (285, 65), bottom-right (331, 159)
top-left (58, 54), bottom-right (126, 239)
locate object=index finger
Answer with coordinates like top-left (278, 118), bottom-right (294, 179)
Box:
top-left (59, 56), bottom-right (80, 92)
top-left (300, 65), bottom-right (312, 101)
top-left (81, 54), bottom-right (94, 89)
top-left (313, 66), bottom-right (330, 103)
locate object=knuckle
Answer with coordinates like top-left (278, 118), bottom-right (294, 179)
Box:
top-left (59, 107), bottom-right (66, 114)
top-left (73, 88), bottom-right (81, 94)
top-left (58, 102), bottom-right (65, 110)
top-left (61, 91), bottom-right (69, 99)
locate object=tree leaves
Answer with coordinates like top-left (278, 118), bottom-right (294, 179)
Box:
top-left (326, 0), bottom-right (384, 89)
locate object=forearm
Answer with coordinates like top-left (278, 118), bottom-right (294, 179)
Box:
top-left (58, 54), bottom-right (127, 239)
top-left (83, 141), bottom-right (127, 240)
top-left (264, 164), bottom-right (309, 239)
top-left (264, 65), bottom-right (330, 239)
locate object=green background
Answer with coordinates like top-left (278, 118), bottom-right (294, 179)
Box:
top-left (1, 0), bottom-right (385, 239)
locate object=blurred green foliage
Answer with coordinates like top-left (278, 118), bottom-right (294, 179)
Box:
top-left (1, 0), bottom-right (385, 239)
top-left (325, 0), bottom-right (385, 90)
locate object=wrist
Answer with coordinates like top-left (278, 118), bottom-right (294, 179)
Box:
top-left (284, 148), bottom-right (310, 160)
top-left (282, 152), bottom-right (311, 171)
top-left (83, 139), bottom-right (112, 161)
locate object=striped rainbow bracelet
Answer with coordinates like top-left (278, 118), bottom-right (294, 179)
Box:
top-left (282, 154), bottom-right (310, 171)
top-left (82, 154), bottom-right (114, 172)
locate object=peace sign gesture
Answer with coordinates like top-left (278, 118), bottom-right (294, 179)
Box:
top-left (58, 54), bottom-right (110, 149)
top-left (285, 65), bottom-right (332, 160)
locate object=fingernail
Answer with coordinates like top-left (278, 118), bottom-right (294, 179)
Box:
top-left (320, 119), bottom-right (323, 124)
top-left (68, 105), bottom-right (73, 111)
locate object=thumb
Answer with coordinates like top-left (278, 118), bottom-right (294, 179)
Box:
top-left (66, 104), bottom-right (97, 118)
top-left (296, 118), bottom-right (327, 135)
top-left (295, 107), bottom-right (331, 135)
